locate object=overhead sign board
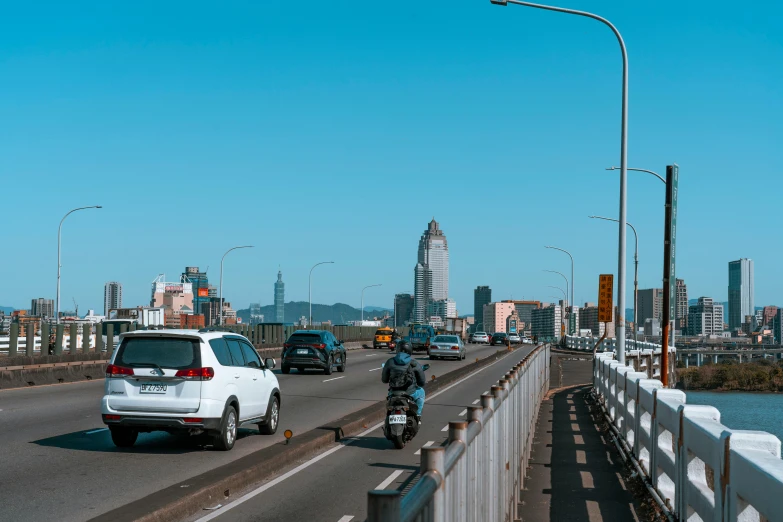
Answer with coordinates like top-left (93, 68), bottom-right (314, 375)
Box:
top-left (598, 274), bottom-right (614, 323)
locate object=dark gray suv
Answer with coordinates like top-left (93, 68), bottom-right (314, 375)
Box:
top-left (281, 330), bottom-right (347, 375)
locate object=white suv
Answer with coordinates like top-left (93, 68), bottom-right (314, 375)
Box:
top-left (101, 329), bottom-right (280, 451)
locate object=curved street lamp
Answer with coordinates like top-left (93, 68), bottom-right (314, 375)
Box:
top-left (589, 216), bottom-right (638, 344)
top-left (546, 246), bottom-right (575, 334)
top-left (309, 261), bottom-right (334, 327)
top-left (219, 246), bottom-right (254, 326)
top-left (606, 166), bottom-right (664, 184)
top-left (494, 0), bottom-right (629, 363)
top-left (57, 205), bottom-right (102, 323)
top-left (361, 284), bottom-right (382, 323)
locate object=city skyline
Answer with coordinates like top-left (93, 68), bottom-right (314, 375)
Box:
top-left (1, 1), bottom-right (782, 315)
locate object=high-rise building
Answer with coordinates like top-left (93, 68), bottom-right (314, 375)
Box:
top-left (394, 293), bottom-right (414, 327)
top-left (429, 298), bottom-right (457, 319)
top-left (249, 303), bottom-right (264, 325)
top-left (183, 267), bottom-right (209, 318)
top-left (413, 263), bottom-right (430, 323)
top-left (414, 219), bottom-right (448, 321)
top-left (761, 306), bottom-right (778, 329)
top-left (728, 258), bottom-right (754, 331)
top-left (774, 309), bottom-right (783, 344)
top-left (531, 304), bottom-right (562, 341)
top-left (579, 302), bottom-right (616, 338)
top-left (31, 298), bottom-right (54, 318)
top-left (274, 270), bottom-right (285, 322)
top-left (675, 279), bottom-right (688, 330)
top-left (637, 288), bottom-right (663, 324)
top-left (500, 300), bottom-right (541, 331)
top-left (688, 297), bottom-right (724, 336)
top-left (103, 282), bottom-right (122, 316)
top-left (483, 302), bottom-right (515, 334)
top-left (474, 286), bottom-right (492, 330)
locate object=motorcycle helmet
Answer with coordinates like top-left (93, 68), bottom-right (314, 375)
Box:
top-left (397, 340), bottom-right (413, 355)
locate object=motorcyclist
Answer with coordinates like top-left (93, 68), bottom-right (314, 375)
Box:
top-left (381, 340), bottom-right (426, 420)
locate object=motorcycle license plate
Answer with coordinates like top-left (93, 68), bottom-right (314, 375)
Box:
top-left (388, 414), bottom-right (407, 424)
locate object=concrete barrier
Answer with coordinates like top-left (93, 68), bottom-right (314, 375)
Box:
top-left (593, 352), bottom-right (783, 522)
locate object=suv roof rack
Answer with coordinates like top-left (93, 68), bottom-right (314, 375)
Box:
top-left (198, 326), bottom-right (241, 334)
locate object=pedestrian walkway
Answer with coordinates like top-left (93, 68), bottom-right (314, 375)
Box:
top-left (518, 352), bottom-right (646, 521)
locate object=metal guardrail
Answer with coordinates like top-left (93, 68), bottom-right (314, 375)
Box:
top-left (594, 352), bottom-right (783, 522)
top-left (366, 343), bottom-right (551, 522)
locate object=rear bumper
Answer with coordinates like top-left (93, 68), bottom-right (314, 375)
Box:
top-left (429, 348), bottom-right (462, 357)
top-left (102, 414), bottom-right (221, 431)
top-left (282, 355), bottom-right (329, 369)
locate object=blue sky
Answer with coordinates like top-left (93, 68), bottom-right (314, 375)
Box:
top-left (1, 0), bottom-right (781, 314)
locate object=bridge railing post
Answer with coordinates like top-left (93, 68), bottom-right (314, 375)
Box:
top-left (367, 490), bottom-right (401, 522)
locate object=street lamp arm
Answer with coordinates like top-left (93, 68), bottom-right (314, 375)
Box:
top-left (56, 205), bottom-right (102, 324)
top-left (607, 166), bottom-right (665, 184)
top-left (218, 245), bottom-right (254, 326)
top-left (221, 245), bottom-right (253, 263)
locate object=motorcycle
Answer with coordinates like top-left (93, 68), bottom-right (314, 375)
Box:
top-left (383, 363), bottom-right (429, 449)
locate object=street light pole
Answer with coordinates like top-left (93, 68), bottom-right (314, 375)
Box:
top-left (543, 270), bottom-right (569, 310)
top-left (547, 286), bottom-right (568, 342)
top-left (589, 216), bottom-right (638, 346)
top-left (546, 246), bottom-right (575, 334)
top-left (495, 0), bottom-right (628, 363)
top-left (309, 261), bottom-right (334, 327)
top-left (361, 284), bottom-right (382, 323)
top-left (56, 206), bottom-right (102, 324)
top-left (219, 245), bottom-right (253, 326)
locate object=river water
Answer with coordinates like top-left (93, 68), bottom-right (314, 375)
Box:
top-left (686, 391), bottom-right (783, 444)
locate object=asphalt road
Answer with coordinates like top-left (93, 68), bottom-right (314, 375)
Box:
top-left (0, 343), bottom-right (507, 522)
top-left (191, 345), bottom-right (537, 522)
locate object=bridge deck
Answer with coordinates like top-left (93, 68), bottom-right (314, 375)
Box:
top-left (518, 353), bottom-right (648, 521)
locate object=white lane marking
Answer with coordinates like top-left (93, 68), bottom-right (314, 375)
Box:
top-left (414, 441), bottom-right (435, 455)
top-left (472, 399), bottom-right (480, 405)
top-left (483, 390), bottom-right (489, 395)
top-left (369, 367), bottom-right (382, 372)
top-left (323, 376), bottom-right (345, 382)
top-left (337, 517), bottom-right (354, 522)
top-left (441, 425), bottom-right (449, 432)
top-left (459, 409), bottom-right (467, 416)
top-left (85, 428), bottom-right (108, 435)
top-left (376, 470), bottom-right (405, 490)
top-left (198, 347), bottom-right (521, 521)
top-left (365, 354), bottom-right (377, 357)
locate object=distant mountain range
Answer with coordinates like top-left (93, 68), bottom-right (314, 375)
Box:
top-left (236, 301), bottom-right (391, 324)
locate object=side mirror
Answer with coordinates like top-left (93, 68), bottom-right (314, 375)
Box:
top-left (422, 364), bottom-right (430, 371)
top-left (264, 358), bottom-right (276, 370)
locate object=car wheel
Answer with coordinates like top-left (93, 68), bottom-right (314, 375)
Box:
top-left (338, 352), bottom-right (347, 372)
top-left (109, 426), bottom-right (138, 448)
top-left (213, 405), bottom-right (237, 451)
top-left (281, 365), bottom-right (290, 374)
top-left (324, 356), bottom-right (333, 375)
top-left (429, 355), bottom-right (437, 360)
top-left (259, 396), bottom-right (280, 435)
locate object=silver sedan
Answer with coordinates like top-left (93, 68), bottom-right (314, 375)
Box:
top-left (428, 335), bottom-right (466, 360)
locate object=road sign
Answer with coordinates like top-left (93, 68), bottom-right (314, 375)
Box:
top-left (598, 274), bottom-right (614, 323)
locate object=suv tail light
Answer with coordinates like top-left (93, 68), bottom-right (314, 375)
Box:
top-left (314, 343), bottom-right (326, 350)
top-left (175, 367), bottom-right (215, 380)
top-left (106, 364), bottom-right (134, 377)
top-left (283, 343), bottom-right (290, 349)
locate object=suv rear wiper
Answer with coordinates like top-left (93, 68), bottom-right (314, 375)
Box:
top-left (127, 362), bottom-right (166, 375)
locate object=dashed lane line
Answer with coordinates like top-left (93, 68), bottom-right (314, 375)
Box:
top-left (323, 377), bottom-right (346, 382)
top-left (85, 428), bottom-right (108, 435)
top-left (376, 470), bottom-right (405, 490)
top-left (414, 441), bottom-right (435, 455)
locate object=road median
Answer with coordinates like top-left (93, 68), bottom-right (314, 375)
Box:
top-left (89, 344), bottom-right (529, 522)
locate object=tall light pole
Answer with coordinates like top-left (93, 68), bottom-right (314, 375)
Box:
top-left (494, 0), bottom-right (628, 363)
top-left (309, 261), bottom-right (334, 327)
top-left (57, 206), bottom-right (102, 324)
top-left (546, 246), bottom-right (575, 334)
top-left (361, 284), bottom-right (382, 323)
top-left (547, 285), bottom-right (568, 341)
top-left (607, 166), bottom-right (676, 358)
top-left (589, 215), bottom-right (638, 345)
top-left (219, 246), bottom-right (253, 326)
top-left (543, 270), bottom-right (569, 310)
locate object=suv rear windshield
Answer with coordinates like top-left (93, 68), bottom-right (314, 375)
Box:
top-left (375, 330), bottom-right (392, 336)
top-left (115, 337), bottom-right (201, 370)
top-left (493, 333), bottom-right (508, 337)
top-left (287, 334), bottom-right (323, 344)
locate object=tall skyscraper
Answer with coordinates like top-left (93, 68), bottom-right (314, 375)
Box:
top-left (31, 298), bottom-right (55, 318)
top-left (183, 267), bottom-right (209, 318)
top-left (474, 286), bottom-right (492, 330)
top-left (394, 293), bottom-right (414, 327)
top-left (414, 219), bottom-right (449, 322)
top-left (728, 258), bottom-right (754, 330)
top-left (637, 288), bottom-right (663, 324)
top-left (675, 279), bottom-right (688, 330)
top-left (688, 297), bottom-right (724, 336)
top-left (274, 270), bottom-right (285, 322)
top-left (103, 282), bottom-right (122, 316)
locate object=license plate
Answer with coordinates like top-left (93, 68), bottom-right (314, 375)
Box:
top-left (297, 349), bottom-right (309, 354)
top-left (140, 383), bottom-right (167, 394)
top-left (388, 414), bottom-right (407, 424)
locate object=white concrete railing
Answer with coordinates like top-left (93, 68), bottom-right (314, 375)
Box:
top-left (366, 344), bottom-right (551, 522)
top-left (0, 335), bottom-right (97, 356)
top-left (566, 334), bottom-right (661, 352)
top-left (594, 352), bottom-right (783, 522)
